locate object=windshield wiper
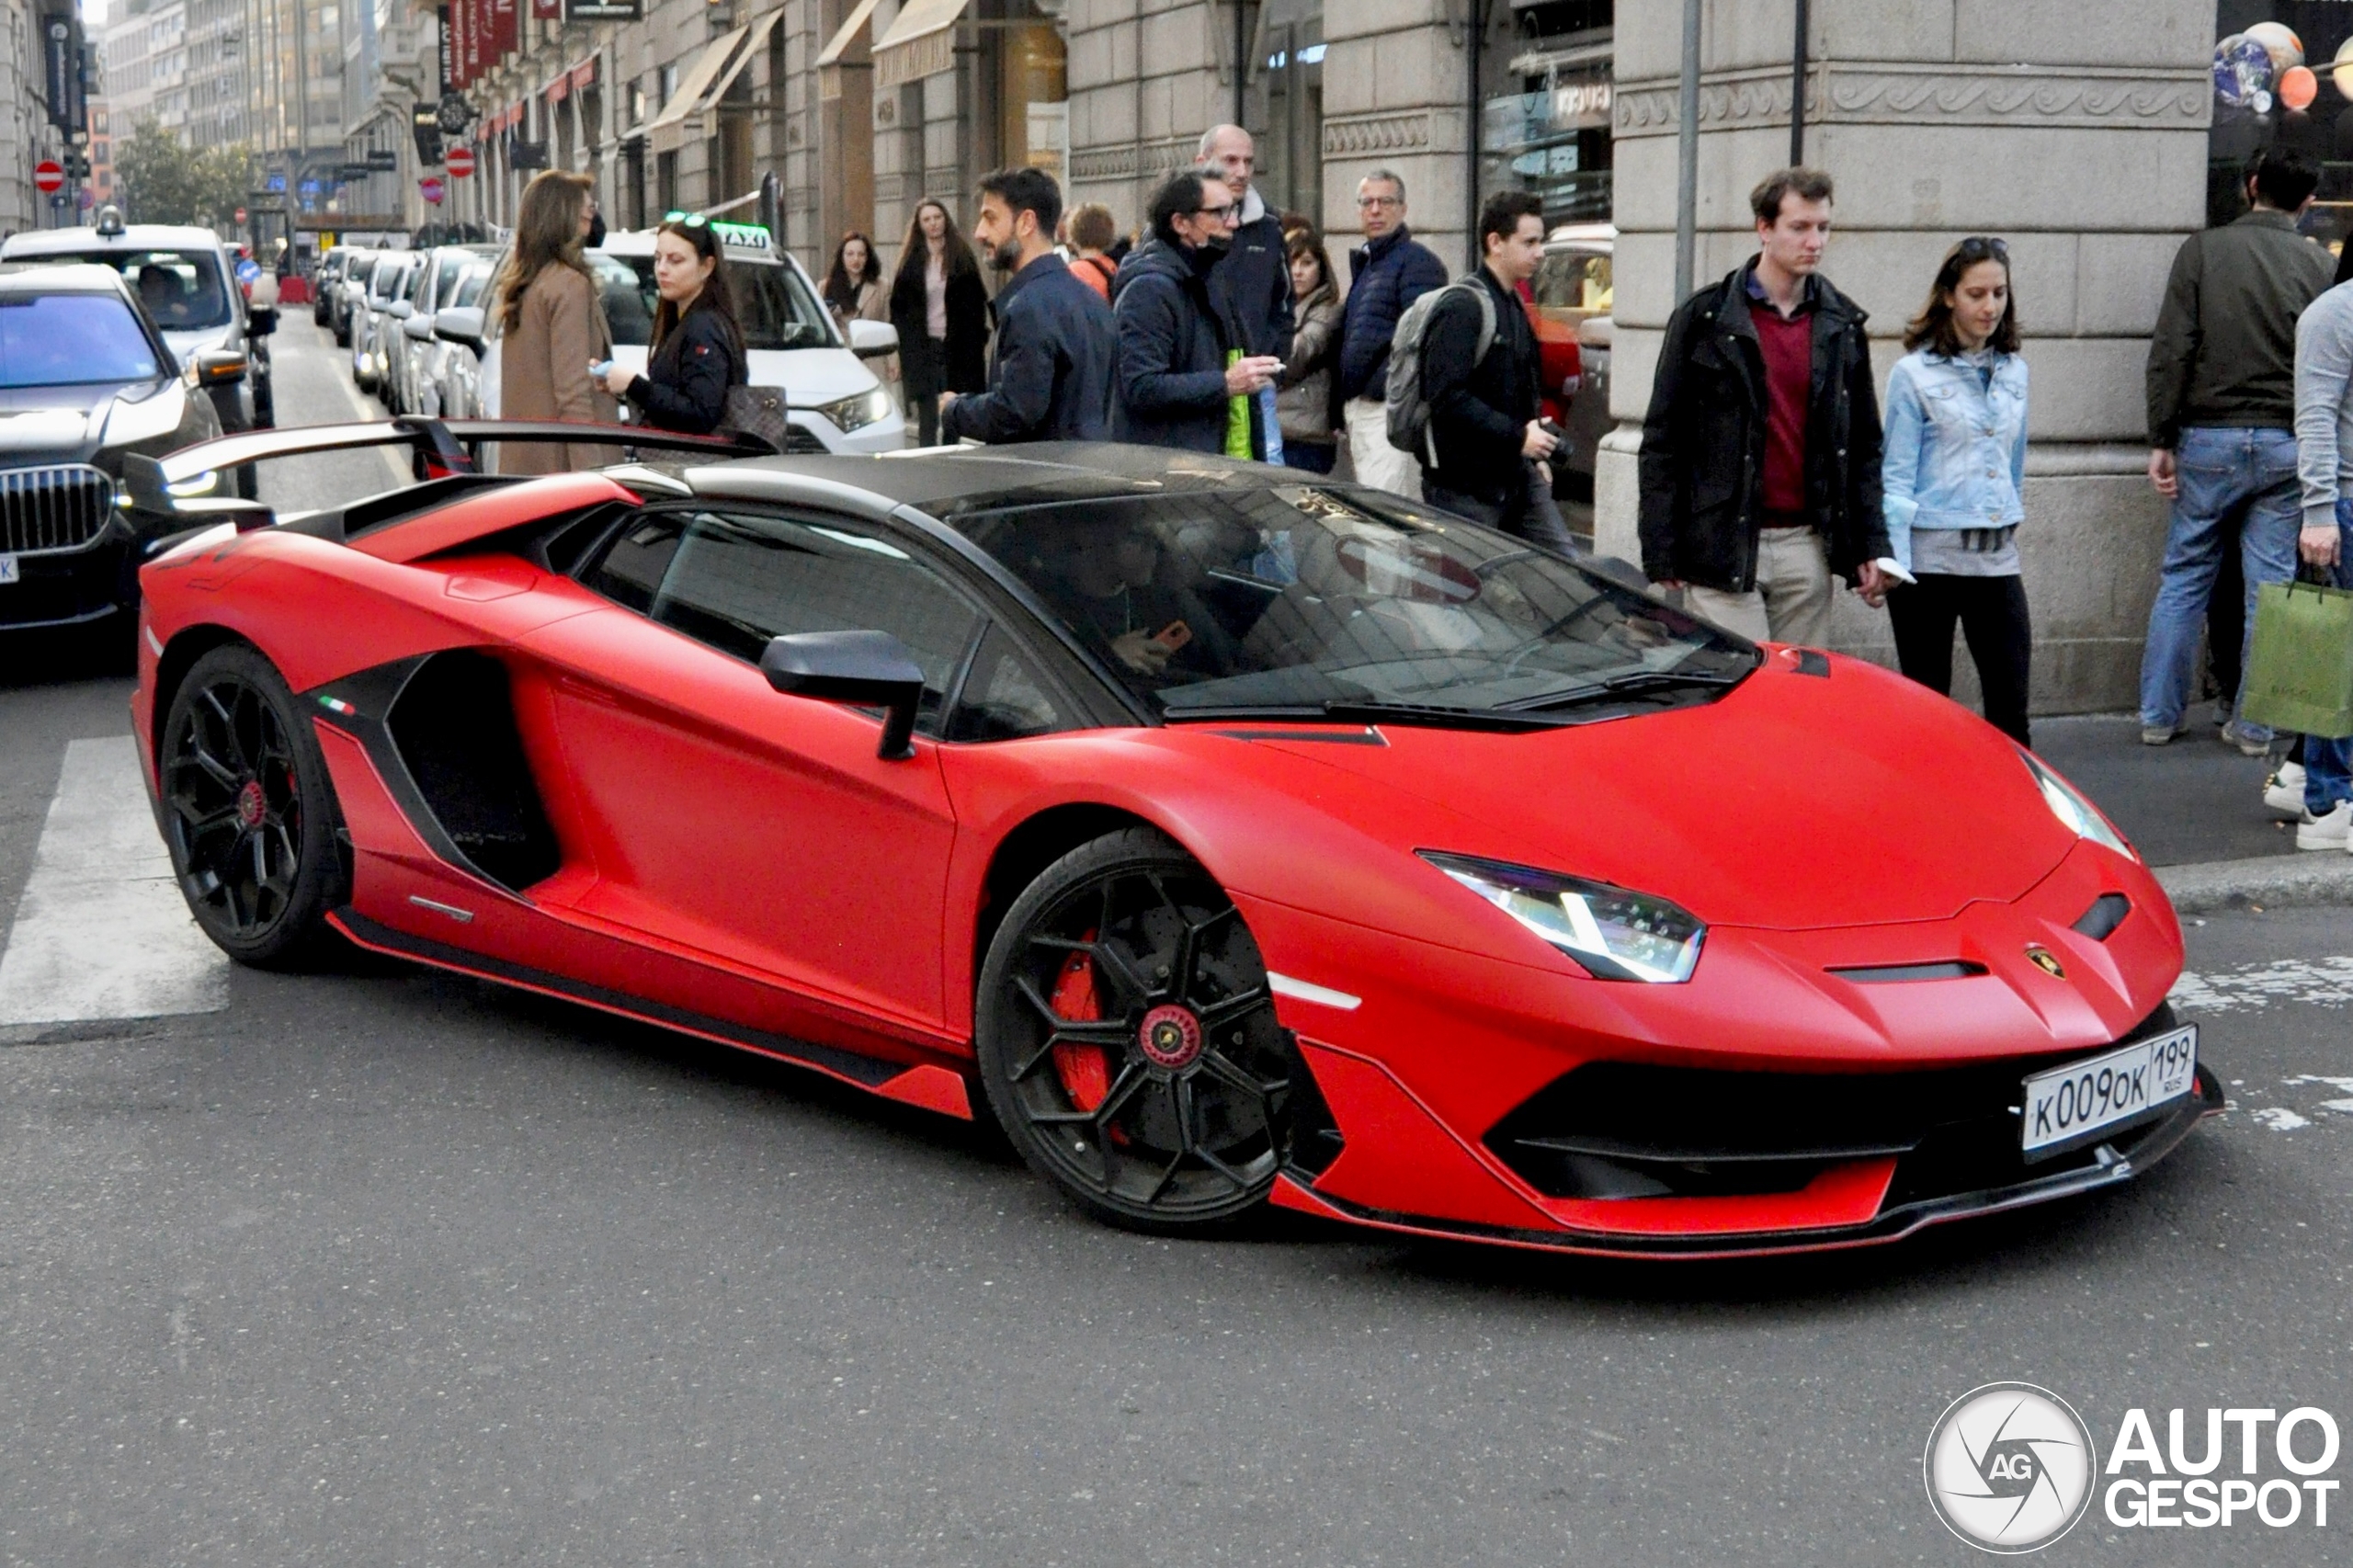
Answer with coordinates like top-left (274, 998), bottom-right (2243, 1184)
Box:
top-left (1165, 700), bottom-right (1569, 732)
top-left (1500, 667), bottom-right (1750, 713)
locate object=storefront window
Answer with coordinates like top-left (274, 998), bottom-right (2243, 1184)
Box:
top-left (2211, 5), bottom-right (2353, 239)
top-left (1252, 0), bottom-right (1324, 227)
top-left (1480, 0), bottom-right (1613, 228)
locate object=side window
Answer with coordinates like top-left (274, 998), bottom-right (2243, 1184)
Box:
top-left (584, 509), bottom-right (984, 736)
top-left (945, 624), bottom-right (1064, 742)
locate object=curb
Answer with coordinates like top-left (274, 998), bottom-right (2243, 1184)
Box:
top-left (2155, 854), bottom-right (2353, 915)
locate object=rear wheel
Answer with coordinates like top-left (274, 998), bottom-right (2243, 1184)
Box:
top-left (159, 644), bottom-right (347, 967)
top-left (975, 828), bottom-right (1291, 1233)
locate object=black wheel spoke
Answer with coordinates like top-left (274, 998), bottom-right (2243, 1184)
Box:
top-left (1090, 1060), bottom-right (1151, 1131)
top-left (188, 743), bottom-right (239, 790)
top-left (1198, 1047), bottom-right (1284, 1102)
top-left (1199, 986), bottom-right (1271, 1030)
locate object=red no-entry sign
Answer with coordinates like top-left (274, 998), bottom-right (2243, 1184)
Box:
top-left (233, 205), bottom-right (247, 223)
top-left (419, 176), bottom-right (446, 205)
top-left (445, 146), bottom-right (475, 179)
top-left (33, 159), bottom-right (63, 194)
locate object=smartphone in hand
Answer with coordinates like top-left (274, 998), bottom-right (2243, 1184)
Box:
top-left (1152, 620), bottom-right (1193, 652)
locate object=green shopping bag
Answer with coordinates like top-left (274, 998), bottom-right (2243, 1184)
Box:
top-left (2239, 576), bottom-right (2353, 738)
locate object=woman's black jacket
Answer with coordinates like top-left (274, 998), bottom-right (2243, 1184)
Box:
top-left (889, 257), bottom-right (989, 394)
top-left (627, 306), bottom-right (745, 434)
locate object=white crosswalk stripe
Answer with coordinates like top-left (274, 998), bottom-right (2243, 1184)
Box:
top-left (0, 735), bottom-right (231, 1026)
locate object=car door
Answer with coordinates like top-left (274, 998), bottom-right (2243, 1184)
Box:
top-left (525, 503), bottom-right (986, 1040)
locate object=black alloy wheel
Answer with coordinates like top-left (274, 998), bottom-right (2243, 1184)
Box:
top-left (976, 828), bottom-right (1292, 1233)
top-left (159, 644), bottom-right (347, 967)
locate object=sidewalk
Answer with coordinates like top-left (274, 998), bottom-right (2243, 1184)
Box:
top-left (2034, 714), bottom-right (2353, 913)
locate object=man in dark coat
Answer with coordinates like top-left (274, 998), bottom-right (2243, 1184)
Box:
top-left (1420, 190), bottom-right (1573, 551)
top-left (1334, 168), bottom-right (1449, 497)
top-left (1637, 166), bottom-right (1889, 644)
top-left (1110, 171), bottom-right (1283, 455)
top-left (942, 167), bottom-right (1116, 444)
top-left (1193, 124), bottom-right (1293, 362)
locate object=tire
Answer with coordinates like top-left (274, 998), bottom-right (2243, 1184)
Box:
top-left (158, 644), bottom-right (348, 968)
top-left (974, 827), bottom-right (1291, 1234)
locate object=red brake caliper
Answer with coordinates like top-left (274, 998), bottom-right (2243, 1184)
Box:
top-left (1049, 933), bottom-right (1110, 1112)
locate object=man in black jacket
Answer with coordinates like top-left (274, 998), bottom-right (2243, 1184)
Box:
top-left (1111, 171), bottom-right (1283, 455)
top-left (941, 166), bottom-right (1115, 444)
top-left (1193, 124), bottom-right (1294, 363)
top-left (1637, 167), bottom-right (1889, 645)
top-left (1421, 190), bottom-right (1572, 551)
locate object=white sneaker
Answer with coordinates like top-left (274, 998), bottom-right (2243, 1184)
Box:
top-left (2264, 761), bottom-right (2309, 819)
top-left (2297, 799), bottom-right (2352, 851)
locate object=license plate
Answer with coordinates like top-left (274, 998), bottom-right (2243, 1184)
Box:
top-left (2021, 1025), bottom-right (2199, 1159)
top-left (0, 554), bottom-right (17, 585)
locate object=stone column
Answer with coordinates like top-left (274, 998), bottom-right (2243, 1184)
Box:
top-left (1601, 0), bottom-right (2211, 713)
top-left (1320, 0), bottom-right (1471, 268)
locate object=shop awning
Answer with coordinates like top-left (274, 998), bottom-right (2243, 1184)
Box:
top-left (700, 9), bottom-right (782, 119)
top-left (872, 0), bottom-right (968, 91)
top-left (646, 23), bottom-right (750, 154)
top-left (548, 57), bottom-right (596, 101)
top-left (815, 0), bottom-right (882, 70)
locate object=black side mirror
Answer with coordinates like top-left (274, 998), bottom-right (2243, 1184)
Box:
top-left (759, 631), bottom-right (926, 759)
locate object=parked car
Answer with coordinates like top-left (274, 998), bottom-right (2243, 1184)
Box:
top-left (352, 251), bottom-right (421, 394)
top-left (413, 259), bottom-right (498, 418)
top-left (313, 246), bottom-right (354, 327)
top-left (332, 249), bottom-right (382, 348)
top-left (470, 220), bottom-right (902, 454)
top-left (382, 244), bottom-right (497, 415)
top-left (0, 264), bottom-right (226, 634)
top-left (3, 207), bottom-right (278, 434)
top-left (1529, 222), bottom-right (1613, 499)
top-left (130, 425), bottom-right (2218, 1257)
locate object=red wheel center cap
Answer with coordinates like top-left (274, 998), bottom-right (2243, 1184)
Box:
top-left (1138, 1004), bottom-right (1204, 1070)
top-left (234, 779), bottom-right (267, 829)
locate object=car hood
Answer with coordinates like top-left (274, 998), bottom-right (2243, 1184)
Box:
top-left (0, 381), bottom-right (159, 463)
top-left (603, 345), bottom-right (879, 404)
top-left (1214, 653), bottom-right (2081, 931)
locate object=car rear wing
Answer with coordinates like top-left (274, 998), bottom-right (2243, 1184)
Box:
top-left (126, 415), bottom-right (772, 503)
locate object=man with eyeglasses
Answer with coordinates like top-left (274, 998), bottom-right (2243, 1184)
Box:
top-left (1335, 169), bottom-right (1448, 498)
top-left (1111, 170), bottom-right (1285, 456)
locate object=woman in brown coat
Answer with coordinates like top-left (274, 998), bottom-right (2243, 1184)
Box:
top-left (494, 170), bottom-right (620, 474)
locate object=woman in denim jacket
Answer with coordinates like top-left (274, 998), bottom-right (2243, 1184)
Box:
top-left (1880, 236), bottom-right (2033, 744)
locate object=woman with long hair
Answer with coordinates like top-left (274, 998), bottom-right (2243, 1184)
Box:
top-left (597, 214), bottom-right (745, 435)
top-left (823, 232), bottom-right (886, 332)
top-left (1880, 236), bottom-right (2033, 744)
top-left (494, 170), bottom-right (619, 473)
top-left (888, 198), bottom-right (987, 444)
top-left (1275, 225), bottom-right (1340, 473)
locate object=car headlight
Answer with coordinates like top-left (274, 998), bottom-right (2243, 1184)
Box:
top-left (1418, 851), bottom-right (1706, 983)
top-left (2019, 749), bottom-right (2137, 862)
top-left (165, 470), bottom-right (221, 498)
top-left (815, 387), bottom-right (894, 434)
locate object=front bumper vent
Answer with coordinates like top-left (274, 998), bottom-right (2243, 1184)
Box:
top-left (2, 464), bottom-right (115, 555)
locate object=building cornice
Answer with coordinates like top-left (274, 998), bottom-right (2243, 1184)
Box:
top-left (1615, 62), bottom-right (2210, 137)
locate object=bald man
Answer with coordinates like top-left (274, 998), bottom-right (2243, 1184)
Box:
top-left (1192, 123), bottom-right (1294, 364)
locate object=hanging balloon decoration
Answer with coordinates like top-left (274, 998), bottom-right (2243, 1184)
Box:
top-left (2334, 36), bottom-right (2353, 101)
top-left (2244, 21), bottom-right (2306, 74)
top-left (2215, 33), bottom-right (2277, 114)
top-left (2281, 64), bottom-right (2319, 113)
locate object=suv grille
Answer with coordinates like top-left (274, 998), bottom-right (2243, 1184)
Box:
top-left (1, 464), bottom-right (115, 555)
top-left (779, 425), bottom-right (828, 454)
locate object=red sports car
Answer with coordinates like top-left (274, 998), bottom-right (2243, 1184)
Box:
top-left (127, 422), bottom-right (2220, 1258)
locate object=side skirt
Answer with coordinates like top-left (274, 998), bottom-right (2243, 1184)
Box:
top-left (330, 907), bottom-right (972, 1119)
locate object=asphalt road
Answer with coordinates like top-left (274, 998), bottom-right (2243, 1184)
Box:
top-left (2, 327), bottom-right (2351, 1565)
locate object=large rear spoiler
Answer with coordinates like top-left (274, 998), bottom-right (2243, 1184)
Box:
top-left (124, 416), bottom-right (772, 530)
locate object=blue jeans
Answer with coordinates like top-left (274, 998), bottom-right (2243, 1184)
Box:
top-left (2140, 426), bottom-right (2304, 737)
top-left (2305, 507), bottom-right (2353, 814)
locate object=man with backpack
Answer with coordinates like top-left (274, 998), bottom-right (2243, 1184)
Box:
top-left (1336, 169), bottom-right (1448, 498)
top-left (1407, 190), bottom-right (1573, 551)
top-left (1637, 166), bottom-right (1889, 644)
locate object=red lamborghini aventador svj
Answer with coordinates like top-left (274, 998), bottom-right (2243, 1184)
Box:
top-left (124, 422), bottom-right (2220, 1258)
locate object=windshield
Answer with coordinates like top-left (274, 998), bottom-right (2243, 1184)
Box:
top-left (44, 248), bottom-right (232, 330)
top-left (0, 293), bottom-right (162, 386)
top-left (453, 265), bottom-right (491, 308)
top-left (588, 253), bottom-right (835, 351)
top-left (952, 486), bottom-right (1753, 722)
top-left (368, 258), bottom-right (413, 304)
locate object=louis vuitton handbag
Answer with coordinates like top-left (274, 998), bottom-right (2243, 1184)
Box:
top-left (721, 384), bottom-right (792, 455)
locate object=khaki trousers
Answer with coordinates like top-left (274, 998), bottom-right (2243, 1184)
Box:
top-left (1346, 396), bottom-right (1422, 499)
top-left (1684, 526), bottom-right (1835, 646)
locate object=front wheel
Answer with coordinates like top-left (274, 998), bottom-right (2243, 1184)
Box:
top-left (159, 644), bottom-right (347, 967)
top-left (974, 828), bottom-right (1292, 1233)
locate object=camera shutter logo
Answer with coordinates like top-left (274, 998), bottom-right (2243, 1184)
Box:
top-left (1923, 1382), bottom-right (2096, 1552)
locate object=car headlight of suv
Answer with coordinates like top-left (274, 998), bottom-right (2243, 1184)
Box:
top-left (1418, 851), bottom-right (1705, 983)
top-left (815, 388), bottom-right (893, 434)
top-left (2019, 749), bottom-right (2137, 862)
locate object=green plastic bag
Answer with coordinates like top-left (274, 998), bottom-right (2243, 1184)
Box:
top-left (2240, 577), bottom-right (2353, 738)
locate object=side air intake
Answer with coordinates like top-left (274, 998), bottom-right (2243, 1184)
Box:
top-left (386, 650), bottom-right (561, 892)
